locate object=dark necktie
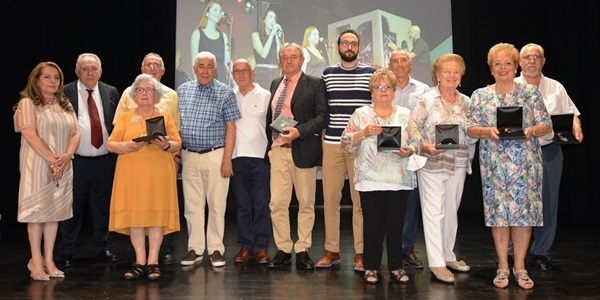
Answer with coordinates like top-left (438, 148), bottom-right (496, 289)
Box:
top-left (272, 78), bottom-right (290, 140)
top-left (86, 89), bottom-right (103, 148)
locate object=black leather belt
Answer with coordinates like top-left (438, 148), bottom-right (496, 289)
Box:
top-left (183, 146), bottom-right (224, 154)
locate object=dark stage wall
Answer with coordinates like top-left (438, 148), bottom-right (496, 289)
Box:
top-left (4, 1), bottom-right (598, 224)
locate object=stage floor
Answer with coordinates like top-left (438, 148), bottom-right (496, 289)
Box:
top-left (1, 202), bottom-right (599, 300)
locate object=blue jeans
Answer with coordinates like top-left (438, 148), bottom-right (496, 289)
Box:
top-left (402, 188), bottom-right (421, 254)
top-left (231, 157), bottom-right (272, 251)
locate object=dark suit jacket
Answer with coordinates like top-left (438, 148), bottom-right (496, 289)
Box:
top-left (265, 72), bottom-right (328, 168)
top-left (64, 81), bottom-right (119, 135)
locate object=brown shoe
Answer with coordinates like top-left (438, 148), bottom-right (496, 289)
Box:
top-left (315, 251), bottom-right (341, 268)
top-left (354, 253), bottom-right (364, 272)
top-left (234, 248), bottom-right (254, 263)
top-left (403, 251), bottom-right (423, 269)
top-left (254, 250), bottom-right (270, 264)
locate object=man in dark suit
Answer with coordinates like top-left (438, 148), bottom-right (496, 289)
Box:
top-left (59, 53), bottom-right (120, 267)
top-left (265, 43), bottom-right (328, 270)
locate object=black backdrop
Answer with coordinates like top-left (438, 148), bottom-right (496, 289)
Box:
top-left (4, 1), bottom-right (598, 224)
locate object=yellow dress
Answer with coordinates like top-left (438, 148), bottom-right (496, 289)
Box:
top-left (108, 110), bottom-right (181, 235)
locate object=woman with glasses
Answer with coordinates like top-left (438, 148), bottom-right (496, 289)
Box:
top-left (107, 74), bottom-right (181, 280)
top-left (411, 54), bottom-right (476, 283)
top-left (340, 68), bottom-right (422, 284)
top-left (466, 43), bottom-right (552, 290)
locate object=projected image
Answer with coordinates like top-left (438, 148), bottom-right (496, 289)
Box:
top-left (175, 0), bottom-right (452, 88)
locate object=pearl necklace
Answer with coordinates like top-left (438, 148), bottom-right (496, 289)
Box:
top-left (45, 98), bottom-right (57, 105)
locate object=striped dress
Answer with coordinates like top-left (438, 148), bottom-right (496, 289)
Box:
top-left (322, 63), bottom-right (376, 144)
top-left (14, 98), bottom-right (78, 223)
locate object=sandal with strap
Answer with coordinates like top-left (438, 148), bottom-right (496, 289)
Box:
top-left (493, 268), bottom-right (509, 288)
top-left (390, 268), bottom-right (410, 283)
top-left (147, 264), bottom-right (162, 280)
top-left (364, 270), bottom-right (378, 284)
top-left (124, 264), bottom-right (146, 280)
top-left (513, 268), bottom-right (534, 290)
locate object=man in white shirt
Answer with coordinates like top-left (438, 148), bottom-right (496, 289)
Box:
top-left (514, 43), bottom-right (584, 271)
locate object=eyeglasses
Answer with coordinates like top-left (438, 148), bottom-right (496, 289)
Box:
top-left (135, 87), bottom-right (156, 94)
top-left (340, 41), bottom-right (359, 48)
top-left (233, 69), bottom-right (250, 75)
top-left (79, 67), bottom-right (100, 73)
top-left (492, 61), bottom-right (515, 69)
top-left (521, 55), bottom-right (543, 62)
top-left (373, 85), bottom-right (393, 92)
top-left (143, 63), bottom-right (162, 69)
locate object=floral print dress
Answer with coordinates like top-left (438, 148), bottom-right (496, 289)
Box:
top-left (467, 83), bottom-right (551, 227)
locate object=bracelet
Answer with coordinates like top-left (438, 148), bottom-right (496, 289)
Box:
top-left (122, 142), bottom-right (128, 153)
top-left (163, 143), bottom-right (171, 151)
top-left (66, 152), bottom-right (74, 160)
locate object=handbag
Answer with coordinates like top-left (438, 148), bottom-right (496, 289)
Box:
top-left (377, 126), bottom-right (401, 151)
top-left (132, 116), bottom-right (166, 142)
top-left (435, 124), bottom-right (459, 149)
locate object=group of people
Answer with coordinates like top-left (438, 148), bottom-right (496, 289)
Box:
top-left (14, 20), bottom-right (583, 291)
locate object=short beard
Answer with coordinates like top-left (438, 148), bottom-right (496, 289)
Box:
top-left (339, 50), bottom-right (358, 62)
top-left (522, 69), bottom-right (540, 78)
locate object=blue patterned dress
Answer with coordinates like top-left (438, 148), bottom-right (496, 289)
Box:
top-left (467, 83), bottom-right (551, 227)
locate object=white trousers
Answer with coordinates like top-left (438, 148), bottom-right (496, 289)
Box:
top-left (417, 168), bottom-right (466, 267)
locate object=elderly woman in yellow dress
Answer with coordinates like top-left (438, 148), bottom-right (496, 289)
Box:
top-left (107, 74), bottom-right (181, 280)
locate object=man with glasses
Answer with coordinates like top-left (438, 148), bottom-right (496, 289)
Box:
top-left (112, 52), bottom-right (180, 265)
top-left (316, 29), bottom-right (376, 272)
top-left (229, 59), bottom-right (273, 264)
top-left (388, 49), bottom-right (432, 270)
top-left (59, 53), bottom-right (120, 267)
top-left (514, 43), bottom-right (584, 271)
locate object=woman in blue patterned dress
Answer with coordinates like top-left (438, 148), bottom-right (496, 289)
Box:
top-left (466, 43), bottom-right (552, 290)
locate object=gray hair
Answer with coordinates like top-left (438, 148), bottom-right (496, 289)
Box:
top-left (520, 43), bottom-right (545, 57)
top-left (194, 51), bottom-right (217, 67)
top-left (129, 73), bottom-right (164, 104)
top-left (76, 53), bottom-right (102, 68)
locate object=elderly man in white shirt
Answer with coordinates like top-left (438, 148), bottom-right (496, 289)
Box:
top-left (514, 43), bottom-right (584, 271)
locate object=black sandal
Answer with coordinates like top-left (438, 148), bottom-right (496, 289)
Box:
top-left (147, 264), bottom-right (161, 280)
top-left (124, 264), bottom-right (146, 280)
top-left (390, 269), bottom-right (409, 283)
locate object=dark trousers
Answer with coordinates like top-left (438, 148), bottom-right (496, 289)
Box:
top-left (402, 188), bottom-right (421, 254)
top-left (231, 157), bottom-right (272, 251)
top-left (361, 190), bottom-right (408, 271)
top-left (59, 154), bottom-right (115, 256)
top-left (530, 143), bottom-right (563, 259)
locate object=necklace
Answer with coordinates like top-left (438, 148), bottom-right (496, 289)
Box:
top-left (45, 97), bottom-right (57, 105)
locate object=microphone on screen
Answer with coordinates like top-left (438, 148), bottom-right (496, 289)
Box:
top-left (319, 37), bottom-right (329, 43)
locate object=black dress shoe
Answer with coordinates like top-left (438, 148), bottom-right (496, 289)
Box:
top-left (296, 251), bottom-right (315, 270)
top-left (533, 255), bottom-right (551, 271)
top-left (59, 254), bottom-right (74, 268)
top-left (97, 250), bottom-right (118, 262)
top-left (267, 250), bottom-right (292, 268)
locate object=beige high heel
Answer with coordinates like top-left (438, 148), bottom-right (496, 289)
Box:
top-left (44, 267), bottom-right (65, 278)
top-left (27, 260), bottom-right (50, 281)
